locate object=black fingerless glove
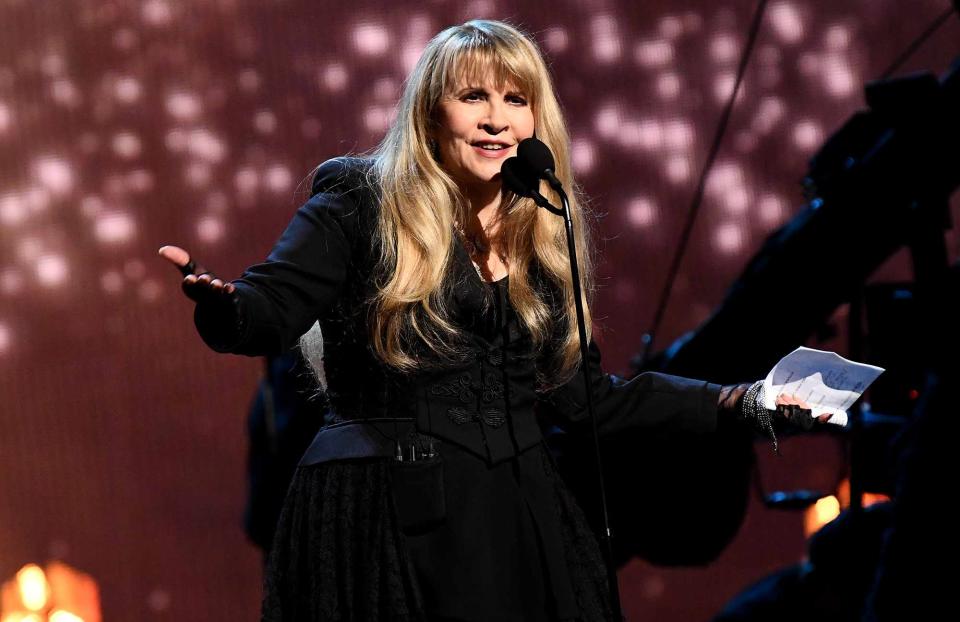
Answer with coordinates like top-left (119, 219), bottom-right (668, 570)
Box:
top-left (721, 380), bottom-right (814, 455)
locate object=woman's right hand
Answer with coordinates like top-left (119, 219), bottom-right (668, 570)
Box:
top-left (158, 245), bottom-right (236, 303)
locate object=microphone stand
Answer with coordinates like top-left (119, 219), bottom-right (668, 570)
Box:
top-left (528, 183), bottom-right (625, 621)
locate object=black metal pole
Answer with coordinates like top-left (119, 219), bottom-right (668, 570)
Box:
top-left (552, 186), bottom-right (624, 621)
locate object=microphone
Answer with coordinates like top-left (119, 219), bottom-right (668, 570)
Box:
top-left (500, 157), bottom-right (561, 215)
top-left (517, 137), bottom-right (563, 191)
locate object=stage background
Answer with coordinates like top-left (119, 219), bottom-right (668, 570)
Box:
top-left (1, 0), bottom-right (958, 619)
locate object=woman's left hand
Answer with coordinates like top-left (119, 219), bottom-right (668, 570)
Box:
top-left (774, 394), bottom-right (833, 431)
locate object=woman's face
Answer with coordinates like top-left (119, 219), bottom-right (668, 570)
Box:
top-left (434, 77), bottom-right (535, 191)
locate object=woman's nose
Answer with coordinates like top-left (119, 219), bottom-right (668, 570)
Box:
top-left (480, 102), bottom-right (508, 134)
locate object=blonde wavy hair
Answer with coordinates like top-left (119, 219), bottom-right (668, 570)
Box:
top-left (366, 20), bottom-right (594, 383)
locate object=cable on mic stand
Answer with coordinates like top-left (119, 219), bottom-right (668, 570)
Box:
top-left (502, 149), bottom-right (624, 621)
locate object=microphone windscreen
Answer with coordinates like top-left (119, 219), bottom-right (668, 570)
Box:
top-left (517, 137), bottom-right (555, 174)
top-left (500, 157), bottom-right (538, 197)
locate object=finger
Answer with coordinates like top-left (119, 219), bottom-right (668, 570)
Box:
top-left (816, 413), bottom-right (833, 424)
top-left (197, 273), bottom-right (213, 285)
top-left (210, 278), bottom-right (224, 290)
top-left (224, 282), bottom-right (236, 294)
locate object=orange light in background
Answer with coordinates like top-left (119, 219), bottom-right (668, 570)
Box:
top-left (0, 563), bottom-right (99, 622)
top-left (15, 566), bottom-right (48, 612)
top-left (804, 479), bottom-right (893, 538)
top-left (803, 494), bottom-right (841, 537)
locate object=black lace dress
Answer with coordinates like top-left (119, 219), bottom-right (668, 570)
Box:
top-left (194, 158), bottom-right (721, 621)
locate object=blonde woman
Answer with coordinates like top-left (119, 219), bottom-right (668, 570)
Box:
top-left (160, 19), bottom-right (822, 622)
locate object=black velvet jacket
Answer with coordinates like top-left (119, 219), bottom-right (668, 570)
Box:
top-left (195, 157), bottom-right (721, 465)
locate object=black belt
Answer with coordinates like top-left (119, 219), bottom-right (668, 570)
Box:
top-left (299, 417), bottom-right (426, 466)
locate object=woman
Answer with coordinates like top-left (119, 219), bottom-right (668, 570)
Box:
top-left (160, 20), bottom-right (821, 622)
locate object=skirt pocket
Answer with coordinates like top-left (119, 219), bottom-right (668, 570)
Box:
top-left (390, 456), bottom-right (446, 535)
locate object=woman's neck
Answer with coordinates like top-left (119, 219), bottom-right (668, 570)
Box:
top-left (461, 182), bottom-right (503, 236)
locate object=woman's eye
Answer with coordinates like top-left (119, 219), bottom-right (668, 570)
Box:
top-left (463, 91), bottom-right (484, 101)
top-left (508, 95), bottom-right (528, 105)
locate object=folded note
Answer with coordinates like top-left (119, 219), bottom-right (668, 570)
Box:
top-left (762, 346), bottom-right (885, 427)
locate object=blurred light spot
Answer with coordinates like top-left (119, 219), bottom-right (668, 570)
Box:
top-left (769, 1), bottom-right (804, 44)
top-left (80, 195), bottom-right (105, 218)
top-left (613, 280), bottom-right (637, 302)
top-left (707, 162), bottom-right (744, 194)
top-left (735, 131), bottom-right (758, 153)
top-left (591, 15), bottom-right (621, 63)
top-left (50, 79), bottom-right (81, 107)
top-left (0, 101), bottom-right (11, 133)
top-left (95, 211), bottom-right (136, 243)
top-left (112, 132), bottom-right (142, 159)
top-left (264, 164), bottom-right (293, 193)
top-left (658, 15), bottom-right (683, 39)
top-left (758, 66), bottom-right (782, 88)
top-left (363, 106), bottom-right (392, 133)
top-left (33, 156), bottom-right (75, 196)
top-left (139, 279), bottom-right (162, 302)
top-left (758, 45), bottom-right (781, 65)
top-left (0, 321), bottom-right (11, 353)
top-left (320, 63), bottom-right (348, 92)
top-left (124, 259), bottom-right (146, 279)
top-left (793, 120), bottom-right (823, 151)
top-left (593, 104), bottom-right (622, 139)
top-left (633, 119), bottom-right (663, 150)
top-left (825, 24), bottom-right (851, 50)
top-left (663, 119), bottom-right (694, 150)
top-left (25, 186), bottom-right (51, 213)
top-left (164, 128), bottom-right (187, 152)
top-left (235, 168), bottom-right (259, 194)
top-left (237, 68), bottom-right (260, 92)
top-left (187, 129), bottom-right (227, 162)
top-left (142, 0), bottom-right (173, 26)
top-left (626, 197), bottom-right (658, 228)
top-left (197, 215), bottom-right (224, 242)
top-left (113, 27), bottom-right (139, 51)
top-left (36, 253), bottom-right (68, 286)
top-left (49, 610), bottom-right (83, 622)
top-left (799, 52), bottom-right (820, 76)
top-left (126, 169), bottom-right (155, 193)
top-left (114, 76), bottom-right (142, 103)
top-left (0, 193), bottom-right (27, 226)
top-left (724, 187), bottom-right (750, 215)
top-left (147, 588), bottom-right (171, 613)
top-left (79, 132), bottom-right (100, 154)
top-left (713, 73), bottom-right (738, 103)
top-left (101, 270), bottom-right (124, 294)
top-left (166, 91), bottom-right (202, 121)
top-left (353, 22), bottom-right (390, 57)
top-left (205, 191), bottom-right (229, 213)
top-left (253, 109), bottom-right (277, 134)
top-left (1, 269), bottom-right (23, 295)
top-left (682, 11), bottom-right (703, 34)
top-left (40, 53), bottom-right (65, 77)
top-left (301, 118), bottom-right (322, 139)
top-left (543, 27), bottom-right (569, 53)
top-left (373, 77), bottom-right (398, 102)
top-left (710, 34), bottom-right (739, 64)
top-left (759, 194), bottom-right (787, 224)
top-left (401, 44), bottom-right (426, 73)
top-left (822, 55), bottom-right (857, 97)
top-left (185, 161), bottom-right (212, 187)
top-left (665, 156), bottom-right (691, 183)
top-left (753, 96), bottom-right (785, 133)
top-left (634, 39), bottom-right (673, 68)
top-left (656, 73), bottom-right (681, 99)
top-left (571, 138), bottom-right (596, 174)
top-left (714, 223), bottom-right (744, 253)
top-left (640, 574), bottom-right (666, 600)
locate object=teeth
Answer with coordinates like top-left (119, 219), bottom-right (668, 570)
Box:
top-left (478, 144), bottom-right (505, 150)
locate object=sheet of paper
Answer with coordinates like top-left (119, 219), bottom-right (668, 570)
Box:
top-left (762, 346), bottom-right (885, 427)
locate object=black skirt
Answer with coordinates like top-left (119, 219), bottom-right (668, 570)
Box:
top-left (261, 441), bottom-right (613, 622)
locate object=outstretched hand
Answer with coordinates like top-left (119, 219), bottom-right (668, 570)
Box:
top-left (158, 245), bottom-right (235, 303)
top-left (774, 393), bottom-right (833, 430)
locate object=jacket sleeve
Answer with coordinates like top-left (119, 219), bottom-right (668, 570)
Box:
top-left (540, 340), bottom-right (721, 438)
top-left (194, 157), bottom-right (366, 356)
